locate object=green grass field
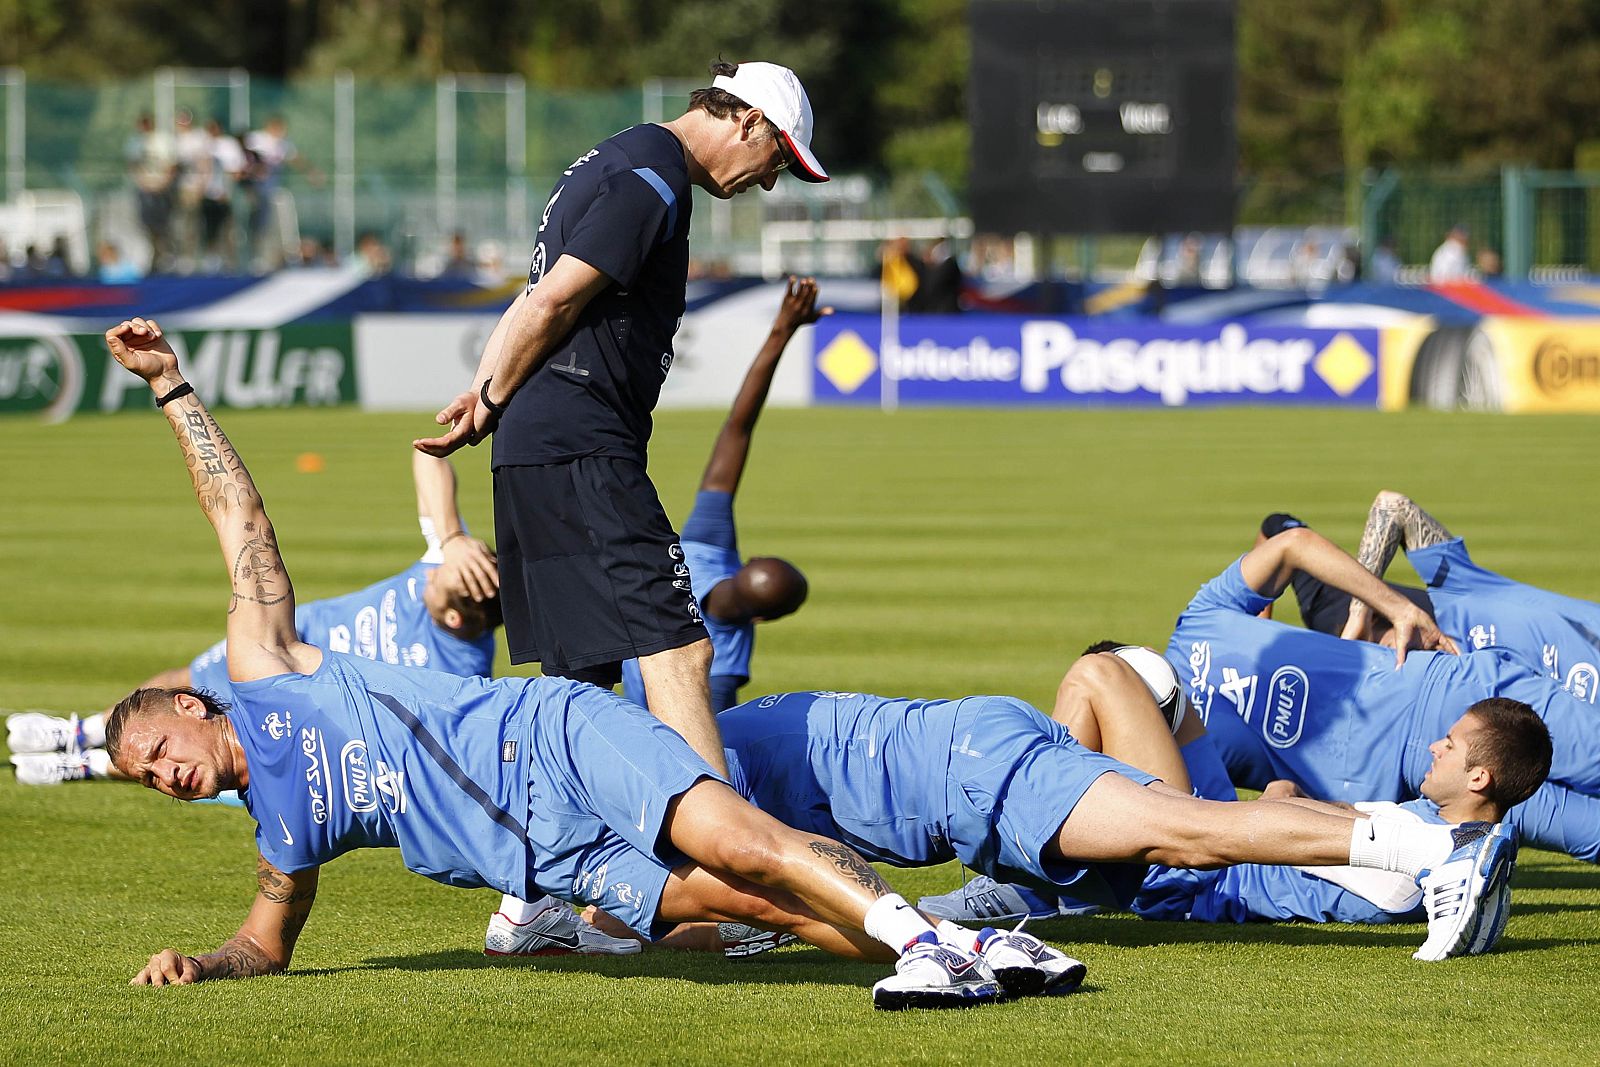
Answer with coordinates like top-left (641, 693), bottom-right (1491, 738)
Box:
top-left (3, 405), bottom-right (1599, 1065)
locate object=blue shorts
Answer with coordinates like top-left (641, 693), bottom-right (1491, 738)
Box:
top-left (189, 639), bottom-right (239, 705)
top-left (523, 681), bottom-right (722, 938)
top-left (945, 697), bottom-right (1157, 907)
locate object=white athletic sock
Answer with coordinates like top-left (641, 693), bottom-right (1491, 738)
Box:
top-left (935, 920), bottom-right (981, 954)
top-left (498, 893), bottom-right (556, 924)
top-left (81, 713), bottom-right (107, 749)
top-left (1347, 818), bottom-right (1458, 880)
top-left (85, 748), bottom-right (112, 778)
top-left (864, 893), bottom-right (937, 954)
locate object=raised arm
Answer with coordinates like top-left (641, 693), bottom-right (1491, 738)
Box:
top-left (699, 276), bottom-right (830, 494)
top-left (1343, 490), bottom-right (1454, 641)
top-left (132, 855), bottom-right (318, 986)
top-left (412, 451), bottom-right (498, 603)
top-left (1240, 525), bottom-right (1457, 664)
top-left (414, 255), bottom-right (612, 457)
top-left (105, 318), bottom-right (315, 681)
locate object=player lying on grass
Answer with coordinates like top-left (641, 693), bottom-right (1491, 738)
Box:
top-left (921, 651), bottom-right (1549, 938)
top-left (484, 278), bottom-right (824, 958)
top-left (1260, 491), bottom-right (1600, 706)
top-left (99, 317), bottom-right (1068, 1010)
top-left (582, 644), bottom-right (1518, 964)
top-left (618, 275), bottom-right (822, 715)
top-left (8, 450), bottom-right (502, 787)
top-left (1169, 521), bottom-right (1600, 862)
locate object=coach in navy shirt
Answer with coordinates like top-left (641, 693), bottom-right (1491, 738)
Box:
top-left (417, 60), bottom-right (827, 776)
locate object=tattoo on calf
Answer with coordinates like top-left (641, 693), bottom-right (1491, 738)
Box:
top-left (807, 840), bottom-right (892, 894)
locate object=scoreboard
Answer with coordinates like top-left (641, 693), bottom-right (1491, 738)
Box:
top-left (969, 0), bottom-right (1237, 235)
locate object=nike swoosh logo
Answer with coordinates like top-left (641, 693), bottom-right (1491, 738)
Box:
top-left (635, 800), bottom-right (648, 834)
top-left (277, 814), bottom-right (295, 846)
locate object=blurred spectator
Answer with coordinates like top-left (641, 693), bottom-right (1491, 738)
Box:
top-left (0, 238), bottom-right (10, 283)
top-left (199, 120), bottom-right (246, 273)
top-left (43, 236), bottom-right (74, 278)
top-left (1289, 239), bottom-right (1318, 289)
top-left (970, 234), bottom-right (1016, 281)
top-left (297, 236), bottom-right (326, 266)
top-left (440, 232), bottom-right (476, 279)
top-left (1428, 224), bottom-right (1471, 282)
top-left (878, 236), bottom-right (921, 307)
top-left (354, 231), bottom-right (393, 277)
top-left (124, 113), bottom-right (176, 272)
top-left (245, 116), bottom-right (318, 270)
top-left (911, 239), bottom-right (963, 313)
top-left (1369, 238), bottom-right (1400, 284)
top-left (1476, 247), bottom-right (1503, 278)
top-left (97, 240), bottom-right (143, 284)
top-left (22, 244), bottom-right (46, 278)
top-left (172, 109), bottom-right (210, 271)
top-left (1174, 234), bottom-right (1204, 285)
top-left (1336, 243), bottom-right (1361, 284)
top-left (475, 238), bottom-right (507, 284)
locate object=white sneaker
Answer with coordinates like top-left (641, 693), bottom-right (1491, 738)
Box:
top-left (1413, 822), bottom-right (1517, 962)
top-left (6, 712), bottom-right (82, 754)
top-left (872, 936), bottom-right (1001, 1010)
top-left (977, 921), bottom-right (1088, 998)
top-left (484, 906), bottom-right (642, 957)
top-left (11, 751), bottom-right (92, 786)
top-left (718, 922), bottom-right (799, 959)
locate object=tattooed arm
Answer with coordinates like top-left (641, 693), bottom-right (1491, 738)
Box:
top-left (131, 855), bottom-right (319, 986)
top-left (1342, 490), bottom-right (1454, 642)
top-left (104, 317), bottom-right (319, 681)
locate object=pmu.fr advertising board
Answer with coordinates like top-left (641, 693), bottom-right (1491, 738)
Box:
top-left (812, 315), bottom-right (1382, 408)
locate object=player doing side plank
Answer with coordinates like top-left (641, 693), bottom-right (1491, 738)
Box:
top-left (100, 317), bottom-right (1056, 1010)
top-left (592, 644), bottom-right (1517, 964)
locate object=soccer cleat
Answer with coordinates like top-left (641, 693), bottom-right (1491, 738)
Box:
top-left (872, 935), bottom-right (1001, 1011)
top-left (11, 751), bottom-right (92, 786)
top-left (977, 921), bottom-right (1088, 998)
top-left (918, 875), bottom-right (1064, 923)
top-left (6, 712), bottom-right (82, 755)
top-left (718, 922), bottom-right (799, 959)
top-left (484, 906), bottom-right (642, 957)
top-left (1412, 821), bottom-right (1517, 962)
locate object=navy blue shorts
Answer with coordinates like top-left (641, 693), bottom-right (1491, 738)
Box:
top-left (494, 457), bottom-right (708, 681)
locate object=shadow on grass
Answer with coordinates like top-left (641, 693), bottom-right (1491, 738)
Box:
top-left (1514, 867), bottom-right (1600, 892)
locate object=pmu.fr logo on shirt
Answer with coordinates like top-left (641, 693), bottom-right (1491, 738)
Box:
top-left (1261, 666), bottom-right (1310, 749)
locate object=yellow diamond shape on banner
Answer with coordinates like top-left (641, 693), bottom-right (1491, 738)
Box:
top-left (1314, 332), bottom-right (1375, 397)
top-left (816, 330), bottom-right (879, 395)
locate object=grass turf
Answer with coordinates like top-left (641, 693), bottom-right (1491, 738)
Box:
top-left (2, 405), bottom-right (1599, 1065)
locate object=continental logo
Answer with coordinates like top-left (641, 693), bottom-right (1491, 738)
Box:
top-left (1532, 337), bottom-right (1600, 396)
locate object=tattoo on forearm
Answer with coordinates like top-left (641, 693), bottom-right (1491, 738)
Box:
top-left (254, 856), bottom-right (315, 956)
top-left (1354, 492), bottom-right (1453, 581)
top-left (196, 937), bottom-right (279, 980)
top-left (807, 840), bottom-right (893, 894)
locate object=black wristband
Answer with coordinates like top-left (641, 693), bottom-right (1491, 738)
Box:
top-left (479, 377), bottom-right (507, 418)
top-left (155, 382), bottom-right (194, 408)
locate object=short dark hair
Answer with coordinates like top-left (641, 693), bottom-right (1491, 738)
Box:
top-left (687, 60), bottom-right (781, 143)
top-left (105, 686), bottom-right (232, 765)
top-left (1464, 697), bottom-right (1552, 809)
top-left (1082, 640), bottom-right (1132, 656)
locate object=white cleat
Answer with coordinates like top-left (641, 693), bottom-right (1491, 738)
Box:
top-left (484, 906), bottom-right (642, 957)
top-left (11, 751), bottom-right (92, 786)
top-left (872, 936), bottom-right (1001, 1011)
top-left (1413, 821), bottom-right (1517, 962)
top-left (978, 921), bottom-right (1088, 998)
top-left (6, 712), bottom-right (81, 754)
top-left (718, 922), bottom-right (799, 960)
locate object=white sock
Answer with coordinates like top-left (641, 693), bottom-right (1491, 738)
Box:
top-left (81, 713), bottom-right (107, 749)
top-left (863, 893), bottom-right (936, 954)
top-left (935, 920), bottom-right (980, 954)
top-left (498, 893), bottom-right (556, 923)
top-left (1347, 818), bottom-right (1458, 880)
top-left (85, 748), bottom-right (112, 778)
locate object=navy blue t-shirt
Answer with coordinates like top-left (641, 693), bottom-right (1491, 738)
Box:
top-left (493, 124), bottom-right (693, 467)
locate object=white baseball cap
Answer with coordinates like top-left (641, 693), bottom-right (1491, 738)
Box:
top-left (712, 61), bottom-right (829, 183)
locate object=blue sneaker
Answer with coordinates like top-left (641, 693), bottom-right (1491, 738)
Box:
top-left (1413, 821), bottom-right (1517, 962)
top-left (918, 876), bottom-right (1062, 923)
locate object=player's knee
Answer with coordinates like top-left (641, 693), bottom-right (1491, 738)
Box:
top-left (702, 824), bottom-right (789, 885)
top-left (1140, 798), bottom-right (1229, 869)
